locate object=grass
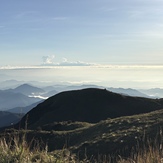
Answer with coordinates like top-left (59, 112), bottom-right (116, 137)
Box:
top-left (117, 147), bottom-right (163, 163)
top-left (1, 109), bottom-right (163, 162)
top-left (0, 131), bottom-right (163, 163)
top-left (0, 132), bottom-right (79, 163)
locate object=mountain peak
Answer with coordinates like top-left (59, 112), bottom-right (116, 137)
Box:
top-left (14, 83), bottom-right (45, 96)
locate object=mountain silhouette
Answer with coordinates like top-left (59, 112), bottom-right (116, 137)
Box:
top-left (17, 88), bottom-right (163, 129)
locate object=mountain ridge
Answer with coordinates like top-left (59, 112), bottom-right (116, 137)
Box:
top-left (17, 88), bottom-right (163, 129)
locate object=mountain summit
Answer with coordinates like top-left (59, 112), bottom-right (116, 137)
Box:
top-left (13, 84), bottom-right (45, 96)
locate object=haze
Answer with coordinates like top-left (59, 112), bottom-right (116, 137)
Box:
top-left (1, 65), bottom-right (163, 89)
top-left (0, 0), bottom-right (163, 88)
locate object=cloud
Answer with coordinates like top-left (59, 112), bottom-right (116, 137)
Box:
top-left (1, 64), bottom-right (163, 71)
top-left (65, 80), bottom-right (102, 85)
top-left (42, 55), bottom-right (55, 64)
top-left (41, 56), bottom-right (94, 66)
top-left (59, 58), bottom-right (93, 66)
top-left (62, 58), bottom-right (68, 62)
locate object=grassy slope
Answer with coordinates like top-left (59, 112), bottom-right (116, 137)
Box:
top-left (2, 88), bottom-right (163, 162)
top-left (3, 109), bottom-right (163, 159)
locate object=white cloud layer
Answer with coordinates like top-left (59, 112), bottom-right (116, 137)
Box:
top-left (59, 58), bottom-right (92, 66)
top-left (42, 55), bottom-right (55, 64)
top-left (1, 64), bottom-right (163, 70)
top-left (41, 56), bottom-right (94, 66)
top-left (1, 64), bottom-right (163, 89)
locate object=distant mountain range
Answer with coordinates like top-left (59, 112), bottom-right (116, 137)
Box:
top-left (7, 100), bottom-right (43, 114)
top-left (139, 88), bottom-right (163, 98)
top-left (1, 82), bottom-right (163, 115)
top-left (6, 83), bottom-right (45, 96)
top-left (0, 111), bottom-right (24, 128)
top-left (108, 87), bottom-right (149, 98)
top-left (0, 80), bottom-right (25, 89)
top-left (0, 90), bottom-right (41, 111)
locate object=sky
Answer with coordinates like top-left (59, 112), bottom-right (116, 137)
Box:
top-left (0, 0), bottom-right (163, 66)
top-left (0, 1), bottom-right (163, 89)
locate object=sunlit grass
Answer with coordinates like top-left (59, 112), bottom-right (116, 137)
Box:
top-left (0, 132), bottom-right (81, 163)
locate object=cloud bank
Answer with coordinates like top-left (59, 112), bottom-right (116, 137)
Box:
top-left (59, 58), bottom-right (92, 66)
top-left (41, 56), bottom-right (94, 66)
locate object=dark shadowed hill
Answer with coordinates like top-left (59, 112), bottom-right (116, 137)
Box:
top-left (17, 88), bottom-right (163, 129)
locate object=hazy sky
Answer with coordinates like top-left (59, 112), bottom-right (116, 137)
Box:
top-left (1, 0), bottom-right (163, 66)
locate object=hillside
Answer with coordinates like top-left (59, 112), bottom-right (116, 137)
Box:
top-left (0, 111), bottom-right (23, 128)
top-left (18, 88), bottom-right (163, 129)
top-left (4, 109), bottom-right (163, 159)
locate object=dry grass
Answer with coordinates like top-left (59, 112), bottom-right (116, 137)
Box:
top-left (0, 132), bottom-right (84, 163)
top-left (0, 131), bottom-right (163, 163)
top-left (117, 147), bottom-right (163, 163)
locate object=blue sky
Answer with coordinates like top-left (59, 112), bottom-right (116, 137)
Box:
top-left (0, 0), bottom-right (163, 66)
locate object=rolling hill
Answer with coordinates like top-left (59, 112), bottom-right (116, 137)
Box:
top-left (17, 88), bottom-right (163, 129)
top-left (5, 108), bottom-right (163, 159)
